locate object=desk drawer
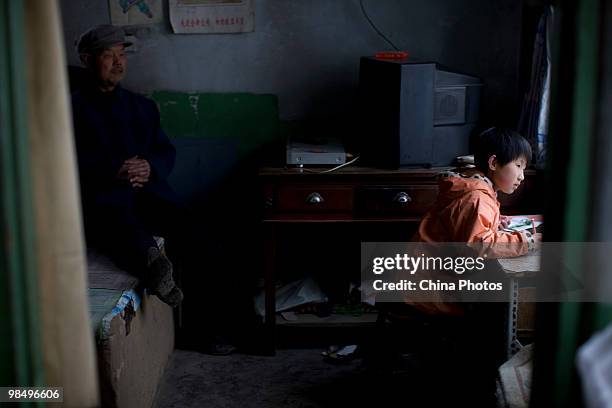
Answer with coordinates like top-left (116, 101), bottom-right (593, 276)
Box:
top-left (356, 185), bottom-right (438, 216)
top-left (275, 185), bottom-right (353, 212)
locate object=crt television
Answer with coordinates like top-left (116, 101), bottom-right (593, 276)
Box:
top-left (358, 57), bottom-right (482, 168)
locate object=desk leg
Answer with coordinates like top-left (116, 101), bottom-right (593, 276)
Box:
top-left (506, 277), bottom-right (522, 359)
top-left (263, 223), bottom-right (277, 355)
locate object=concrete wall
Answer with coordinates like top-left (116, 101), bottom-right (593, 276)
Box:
top-left (59, 0), bottom-right (523, 124)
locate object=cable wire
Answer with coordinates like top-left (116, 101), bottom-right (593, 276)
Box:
top-left (359, 0), bottom-right (399, 51)
top-left (301, 155), bottom-right (361, 174)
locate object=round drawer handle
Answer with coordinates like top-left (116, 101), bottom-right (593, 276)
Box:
top-left (306, 192), bottom-right (324, 204)
top-left (394, 192), bottom-right (412, 204)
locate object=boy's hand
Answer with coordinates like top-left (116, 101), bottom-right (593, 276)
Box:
top-left (533, 232), bottom-right (543, 250)
top-left (499, 215), bottom-right (511, 229)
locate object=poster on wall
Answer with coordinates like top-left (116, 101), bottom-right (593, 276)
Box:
top-left (169, 0), bottom-right (255, 34)
top-left (109, 0), bottom-right (163, 25)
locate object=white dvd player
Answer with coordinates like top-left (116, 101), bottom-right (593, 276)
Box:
top-left (286, 137), bottom-right (346, 166)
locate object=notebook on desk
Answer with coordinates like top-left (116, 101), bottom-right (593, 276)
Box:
top-left (498, 214), bottom-right (542, 274)
top-left (498, 251), bottom-right (541, 274)
top-left (503, 214), bottom-right (543, 234)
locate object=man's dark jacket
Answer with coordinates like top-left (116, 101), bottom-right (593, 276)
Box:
top-left (71, 82), bottom-right (179, 208)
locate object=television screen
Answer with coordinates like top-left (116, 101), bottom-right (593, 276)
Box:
top-left (358, 57), bottom-right (482, 168)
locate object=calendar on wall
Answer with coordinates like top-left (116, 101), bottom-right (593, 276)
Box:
top-left (169, 0), bottom-right (254, 34)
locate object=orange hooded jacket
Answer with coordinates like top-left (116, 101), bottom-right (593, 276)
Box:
top-left (403, 171), bottom-right (534, 315)
top-left (414, 171), bottom-right (533, 258)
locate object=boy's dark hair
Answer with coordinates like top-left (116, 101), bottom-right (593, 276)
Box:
top-left (473, 128), bottom-right (532, 173)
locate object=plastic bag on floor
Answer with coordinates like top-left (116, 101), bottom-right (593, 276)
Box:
top-left (498, 343), bottom-right (534, 408)
top-left (253, 277), bottom-right (328, 317)
top-left (577, 323), bottom-right (612, 408)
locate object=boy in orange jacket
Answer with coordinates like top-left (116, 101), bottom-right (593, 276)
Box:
top-left (415, 127), bottom-right (541, 256)
top-left (402, 128), bottom-right (540, 405)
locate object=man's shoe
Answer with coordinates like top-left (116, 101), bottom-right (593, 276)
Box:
top-left (205, 335), bottom-right (237, 355)
top-left (146, 246), bottom-right (183, 307)
top-left (157, 285), bottom-right (184, 308)
top-left (208, 342), bottom-right (237, 356)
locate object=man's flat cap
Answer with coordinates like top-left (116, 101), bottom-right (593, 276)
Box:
top-left (77, 24), bottom-right (132, 54)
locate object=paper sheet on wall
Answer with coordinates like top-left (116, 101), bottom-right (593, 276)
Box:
top-left (109, 0), bottom-right (163, 25)
top-left (169, 0), bottom-right (254, 34)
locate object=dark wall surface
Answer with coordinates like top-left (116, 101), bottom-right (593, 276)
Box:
top-left (60, 0), bottom-right (524, 126)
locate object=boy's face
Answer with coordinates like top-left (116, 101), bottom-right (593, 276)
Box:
top-left (487, 155), bottom-right (527, 194)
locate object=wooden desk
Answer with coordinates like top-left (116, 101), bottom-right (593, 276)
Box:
top-left (260, 166), bottom-right (541, 353)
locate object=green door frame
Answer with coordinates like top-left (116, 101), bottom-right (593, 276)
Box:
top-left (554, 0), bottom-right (600, 402)
top-left (0, 0), bottom-right (44, 394)
top-left (533, 0), bottom-right (612, 406)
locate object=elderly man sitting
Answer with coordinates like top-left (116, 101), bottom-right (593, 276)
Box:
top-left (71, 25), bottom-right (183, 307)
